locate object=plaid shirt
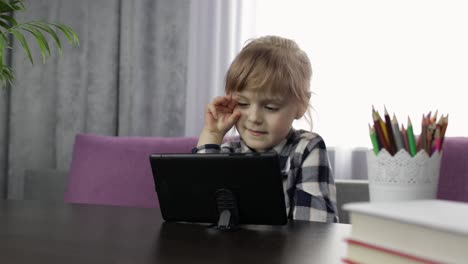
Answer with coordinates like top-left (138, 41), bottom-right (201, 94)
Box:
top-left (193, 129), bottom-right (338, 223)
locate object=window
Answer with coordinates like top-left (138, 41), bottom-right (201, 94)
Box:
top-left (246, 0), bottom-right (468, 148)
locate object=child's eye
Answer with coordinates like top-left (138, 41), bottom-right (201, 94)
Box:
top-left (265, 106), bottom-right (279, 111)
top-left (237, 102), bottom-right (249, 107)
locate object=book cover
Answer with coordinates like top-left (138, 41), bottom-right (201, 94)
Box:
top-left (345, 238), bottom-right (443, 264)
top-left (343, 199), bottom-right (468, 263)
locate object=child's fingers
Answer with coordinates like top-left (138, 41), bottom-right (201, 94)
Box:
top-left (207, 104), bottom-right (218, 119)
top-left (227, 97), bottom-right (238, 109)
top-left (226, 110), bottom-right (241, 126)
top-left (207, 95), bottom-right (237, 122)
top-left (215, 106), bottom-right (234, 113)
top-left (212, 96), bottom-right (230, 106)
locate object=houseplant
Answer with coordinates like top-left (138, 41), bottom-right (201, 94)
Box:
top-left (0, 0), bottom-right (79, 88)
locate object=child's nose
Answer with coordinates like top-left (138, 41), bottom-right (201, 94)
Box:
top-left (247, 107), bottom-right (263, 124)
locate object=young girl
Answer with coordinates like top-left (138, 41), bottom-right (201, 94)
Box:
top-left (193, 35), bottom-right (338, 223)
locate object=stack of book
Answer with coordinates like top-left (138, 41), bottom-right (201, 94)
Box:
top-left (342, 200), bottom-right (468, 264)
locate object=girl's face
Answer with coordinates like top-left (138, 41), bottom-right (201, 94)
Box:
top-left (233, 88), bottom-right (301, 152)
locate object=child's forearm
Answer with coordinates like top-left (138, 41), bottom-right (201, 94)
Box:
top-left (197, 128), bottom-right (225, 147)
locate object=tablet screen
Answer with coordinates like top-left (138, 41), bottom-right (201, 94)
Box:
top-left (149, 152), bottom-right (287, 227)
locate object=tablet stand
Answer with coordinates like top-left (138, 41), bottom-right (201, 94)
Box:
top-left (215, 189), bottom-right (239, 230)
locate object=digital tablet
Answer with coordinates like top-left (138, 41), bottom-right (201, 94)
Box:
top-left (149, 152), bottom-right (287, 228)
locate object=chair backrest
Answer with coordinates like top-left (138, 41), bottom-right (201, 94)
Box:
top-left (64, 133), bottom-right (198, 208)
top-left (437, 137), bottom-right (468, 203)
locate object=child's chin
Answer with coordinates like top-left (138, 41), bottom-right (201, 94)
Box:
top-left (243, 140), bottom-right (271, 152)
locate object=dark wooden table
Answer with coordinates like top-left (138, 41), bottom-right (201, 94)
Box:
top-left (0, 200), bottom-right (350, 264)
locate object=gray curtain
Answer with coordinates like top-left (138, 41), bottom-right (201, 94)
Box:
top-left (0, 0), bottom-right (189, 199)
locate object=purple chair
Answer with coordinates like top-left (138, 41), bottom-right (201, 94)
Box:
top-left (64, 134), bottom-right (198, 208)
top-left (437, 137), bottom-right (468, 203)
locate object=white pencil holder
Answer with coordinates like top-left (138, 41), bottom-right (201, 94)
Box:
top-left (367, 149), bottom-right (442, 202)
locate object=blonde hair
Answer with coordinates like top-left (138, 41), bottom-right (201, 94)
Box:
top-left (225, 35), bottom-right (313, 128)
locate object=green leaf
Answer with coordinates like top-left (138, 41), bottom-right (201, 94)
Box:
top-left (0, 33), bottom-right (9, 44)
top-left (2, 20), bottom-right (80, 66)
top-left (0, 64), bottom-right (14, 89)
top-left (10, 29), bottom-right (33, 64)
top-left (0, 44), bottom-right (4, 67)
top-left (0, 14), bottom-right (18, 27)
top-left (0, 2), bottom-right (14, 13)
top-left (0, 19), bottom-right (11, 30)
top-left (0, 33), bottom-right (5, 63)
top-left (0, 0), bottom-right (79, 88)
top-left (0, 0), bottom-right (24, 13)
top-left (21, 25), bottom-right (51, 64)
top-left (10, 0), bottom-right (25, 10)
top-left (0, 2), bottom-right (16, 13)
top-left (49, 22), bottom-right (80, 46)
top-left (30, 22), bottom-right (62, 56)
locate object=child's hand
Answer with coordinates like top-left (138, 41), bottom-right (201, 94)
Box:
top-left (205, 95), bottom-right (241, 135)
top-left (198, 95), bottom-right (241, 146)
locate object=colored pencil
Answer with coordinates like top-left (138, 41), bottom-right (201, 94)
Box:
top-left (407, 117), bottom-right (417, 157)
top-left (369, 124), bottom-right (380, 155)
top-left (431, 110), bottom-right (438, 124)
top-left (434, 127), bottom-right (441, 152)
top-left (426, 122), bottom-right (436, 155)
top-left (391, 113), bottom-right (404, 152)
top-left (416, 131), bottom-right (421, 152)
top-left (373, 111), bottom-right (390, 153)
top-left (368, 107), bottom-right (448, 157)
top-left (401, 124), bottom-right (409, 153)
top-left (420, 114), bottom-right (428, 155)
top-left (384, 106), bottom-right (396, 155)
top-left (373, 106), bottom-right (389, 146)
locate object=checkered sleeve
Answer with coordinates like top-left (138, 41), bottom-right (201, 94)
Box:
top-left (192, 142), bottom-right (238, 154)
top-left (192, 144), bottom-right (221, 154)
top-left (292, 136), bottom-right (338, 222)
